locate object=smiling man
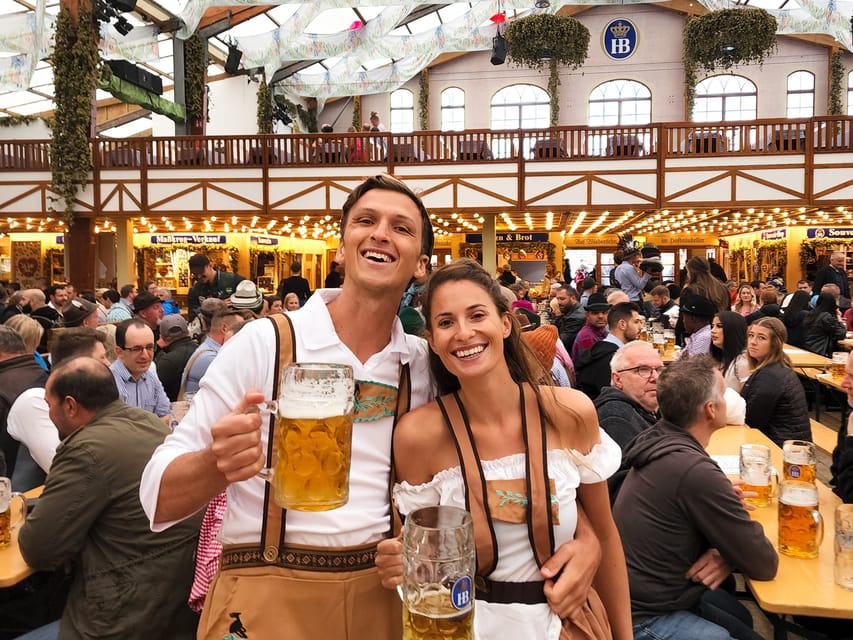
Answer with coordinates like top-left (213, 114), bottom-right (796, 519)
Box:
top-left (140, 175), bottom-right (436, 639)
top-left (110, 318), bottom-right (170, 418)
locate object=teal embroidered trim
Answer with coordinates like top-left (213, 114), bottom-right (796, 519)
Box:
top-left (353, 379), bottom-right (398, 423)
top-left (495, 489), bottom-right (559, 507)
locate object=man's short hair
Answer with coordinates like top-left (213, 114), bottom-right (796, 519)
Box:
top-left (656, 355), bottom-right (719, 428)
top-left (340, 174), bottom-right (434, 257)
top-left (210, 309), bottom-right (244, 333)
top-left (115, 318), bottom-right (149, 349)
top-left (797, 279), bottom-right (811, 288)
top-left (119, 284), bottom-right (136, 298)
top-left (46, 283), bottom-right (67, 299)
top-left (650, 285), bottom-right (670, 297)
top-left (49, 357), bottom-right (118, 411)
top-left (0, 324), bottom-right (27, 355)
top-left (608, 302), bottom-right (639, 330)
top-left (290, 262), bottom-right (301, 274)
top-left (760, 289), bottom-right (779, 305)
top-left (556, 285), bottom-right (577, 299)
top-left (610, 340), bottom-right (658, 373)
top-left (821, 283), bottom-right (840, 296)
top-left (49, 327), bottom-right (107, 367)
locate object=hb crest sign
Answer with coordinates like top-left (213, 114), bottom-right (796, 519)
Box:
top-left (602, 18), bottom-right (638, 61)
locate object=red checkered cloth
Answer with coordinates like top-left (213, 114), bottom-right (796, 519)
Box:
top-left (188, 491), bottom-right (227, 613)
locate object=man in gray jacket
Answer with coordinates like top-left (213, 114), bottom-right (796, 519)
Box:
top-left (19, 357), bottom-right (201, 639)
top-left (613, 355), bottom-right (778, 640)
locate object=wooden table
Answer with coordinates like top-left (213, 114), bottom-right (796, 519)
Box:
top-left (0, 486), bottom-right (41, 588)
top-left (707, 426), bottom-right (853, 622)
top-left (783, 345), bottom-right (832, 370)
top-left (838, 338), bottom-right (853, 350)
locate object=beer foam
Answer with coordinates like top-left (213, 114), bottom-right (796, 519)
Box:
top-left (780, 487), bottom-right (818, 508)
top-left (279, 399), bottom-right (352, 419)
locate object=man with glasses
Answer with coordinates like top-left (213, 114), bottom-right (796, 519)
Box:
top-left (594, 341), bottom-right (662, 450)
top-left (110, 318), bottom-right (170, 418)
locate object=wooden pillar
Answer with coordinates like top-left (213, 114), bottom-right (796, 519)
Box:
top-left (115, 219), bottom-right (136, 287)
top-left (482, 213), bottom-right (497, 275)
top-left (65, 218), bottom-right (97, 289)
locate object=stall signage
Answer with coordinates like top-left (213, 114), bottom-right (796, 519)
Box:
top-left (150, 234), bottom-right (227, 244)
top-left (465, 233), bottom-right (550, 243)
top-left (807, 228), bottom-right (853, 239)
top-left (55, 235), bottom-right (64, 245)
top-left (250, 236), bottom-right (279, 246)
top-left (602, 18), bottom-right (638, 61)
top-left (761, 229), bottom-right (787, 241)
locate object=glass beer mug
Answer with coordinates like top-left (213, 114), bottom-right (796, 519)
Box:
top-left (832, 352), bottom-right (848, 380)
top-left (259, 363), bottom-right (355, 511)
top-left (835, 504), bottom-right (853, 590)
top-left (0, 477), bottom-right (26, 549)
top-left (778, 480), bottom-right (823, 559)
top-left (782, 440), bottom-right (817, 484)
top-left (739, 444), bottom-right (773, 508)
top-left (402, 506), bottom-right (476, 640)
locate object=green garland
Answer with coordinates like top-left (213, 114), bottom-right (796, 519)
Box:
top-left (683, 58), bottom-right (698, 118)
top-left (0, 114), bottom-right (50, 128)
top-left (352, 96), bottom-right (362, 130)
top-left (50, 6), bottom-right (98, 224)
top-left (505, 13), bottom-right (589, 72)
top-left (683, 8), bottom-right (777, 73)
top-left (799, 238), bottom-right (847, 268)
top-left (547, 58), bottom-right (560, 127)
top-left (136, 244), bottom-right (239, 277)
top-left (418, 69), bottom-right (429, 130)
top-left (184, 33), bottom-right (206, 126)
top-left (829, 50), bottom-right (844, 116)
top-left (459, 241), bottom-right (555, 265)
top-left (256, 81), bottom-right (273, 134)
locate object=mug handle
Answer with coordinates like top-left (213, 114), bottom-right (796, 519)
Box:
top-left (813, 508), bottom-right (824, 547)
top-left (8, 492), bottom-right (26, 530)
top-left (256, 400), bottom-right (278, 482)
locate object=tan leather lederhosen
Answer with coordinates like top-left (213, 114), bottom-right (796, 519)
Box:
top-left (197, 314), bottom-right (411, 640)
top-left (436, 383), bottom-right (612, 640)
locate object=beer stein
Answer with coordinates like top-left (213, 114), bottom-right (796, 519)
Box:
top-left (739, 444), bottom-right (774, 507)
top-left (168, 392), bottom-right (194, 430)
top-left (778, 480), bottom-right (823, 559)
top-left (782, 440), bottom-right (817, 484)
top-left (835, 504), bottom-right (853, 590)
top-left (652, 333), bottom-right (666, 356)
top-left (402, 506), bottom-right (476, 640)
top-left (259, 363), bottom-right (355, 511)
top-left (663, 329), bottom-right (676, 353)
top-left (832, 352), bottom-right (848, 380)
top-left (0, 477), bottom-right (26, 549)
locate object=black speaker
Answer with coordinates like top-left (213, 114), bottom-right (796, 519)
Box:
top-left (490, 34), bottom-right (507, 66)
top-left (107, 59), bottom-right (163, 95)
top-left (225, 46), bottom-right (243, 75)
top-left (109, 0), bottom-right (137, 11)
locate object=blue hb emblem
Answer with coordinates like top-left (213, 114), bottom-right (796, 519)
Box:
top-left (451, 576), bottom-right (472, 610)
top-left (790, 465), bottom-right (802, 479)
top-left (602, 18), bottom-right (638, 61)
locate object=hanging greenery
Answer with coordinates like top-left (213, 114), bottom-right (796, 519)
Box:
top-left (278, 97), bottom-right (317, 133)
top-left (136, 245), bottom-right (239, 279)
top-left (829, 50), bottom-right (844, 116)
top-left (756, 239), bottom-right (786, 275)
top-left (547, 58), bottom-right (559, 126)
top-left (799, 238), bottom-right (848, 269)
top-left (0, 114), bottom-right (50, 128)
top-left (50, 6), bottom-right (99, 224)
top-left (352, 96), bottom-right (362, 130)
top-left (256, 81), bottom-right (273, 134)
top-left (505, 13), bottom-right (589, 72)
top-left (683, 58), bottom-right (698, 118)
top-left (418, 69), bottom-right (429, 130)
top-left (184, 33), bottom-right (207, 125)
top-left (683, 8), bottom-right (777, 73)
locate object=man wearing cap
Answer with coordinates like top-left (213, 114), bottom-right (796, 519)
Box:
top-left (576, 302), bottom-right (644, 399)
top-left (230, 280), bottom-right (265, 316)
top-left (155, 315), bottom-right (199, 402)
top-left (141, 175), bottom-right (602, 639)
top-left (186, 254), bottom-right (245, 322)
top-left (61, 297), bottom-right (99, 328)
top-left (614, 247), bottom-right (651, 303)
top-left (110, 319), bottom-right (170, 418)
top-left (552, 285), bottom-right (586, 353)
top-left (679, 293), bottom-right (717, 358)
top-left (571, 292), bottom-right (612, 362)
top-left (133, 292), bottom-right (165, 347)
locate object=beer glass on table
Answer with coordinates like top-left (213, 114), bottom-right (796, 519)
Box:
top-left (782, 440), bottom-right (817, 484)
top-left (778, 480), bottom-right (823, 559)
top-left (835, 504), bottom-right (853, 590)
top-left (832, 352), bottom-right (848, 380)
top-left (402, 506), bottom-right (475, 640)
top-left (0, 477), bottom-right (26, 549)
top-left (739, 444), bottom-right (773, 508)
top-left (259, 363), bottom-right (355, 511)
top-left (653, 333), bottom-right (666, 357)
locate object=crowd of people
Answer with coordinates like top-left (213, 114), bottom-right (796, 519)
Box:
top-left (0, 175), bottom-right (852, 639)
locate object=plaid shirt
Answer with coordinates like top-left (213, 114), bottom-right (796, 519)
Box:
top-left (571, 323), bottom-right (607, 361)
top-left (188, 491), bottom-right (227, 612)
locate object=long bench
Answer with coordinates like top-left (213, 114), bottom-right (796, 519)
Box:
top-left (810, 419), bottom-right (840, 455)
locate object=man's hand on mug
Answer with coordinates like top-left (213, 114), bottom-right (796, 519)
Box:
top-left (375, 536), bottom-right (404, 590)
top-left (210, 389), bottom-right (265, 483)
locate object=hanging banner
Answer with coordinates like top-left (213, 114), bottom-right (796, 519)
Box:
top-left (761, 229), bottom-right (787, 240)
top-left (806, 228), bottom-right (853, 239)
top-left (150, 234), bottom-right (227, 244)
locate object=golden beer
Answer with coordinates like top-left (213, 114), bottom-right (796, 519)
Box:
top-left (783, 440), bottom-right (817, 484)
top-left (273, 412), bottom-right (353, 511)
top-left (832, 362), bottom-right (846, 379)
top-left (740, 444), bottom-right (772, 507)
top-left (665, 336), bottom-right (675, 352)
top-left (403, 590), bottom-right (474, 640)
top-left (0, 509), bottom-right (11, 548)
top-left (783, 461), bottom-right (817, 484)
top-left (778, 481), bottom-right (823, 559)
top-left (741, 483), bottom-right (773, 507)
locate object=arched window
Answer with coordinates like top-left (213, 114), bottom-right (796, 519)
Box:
top-left (390, 89), bottom-right (414, 133)
top-left (589, 80), bottom-right (651, 127)
top-left (490, 84), bottom-right (549, 158)
top-left (786, 71), bottom-right (814, 118)
top-left (440, 87), bottom-right (465, 131)
top-left (848, 71), bottom-right (853, 116)
top-left (693, 74), bottom-right (757, 122)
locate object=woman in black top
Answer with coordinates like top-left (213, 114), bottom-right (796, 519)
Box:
top-left (780, 290), bottom-right (811, 349)
top-left (802, 292), bottom-right (846, 357)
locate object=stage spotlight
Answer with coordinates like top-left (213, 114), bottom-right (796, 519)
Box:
top-left (114, 16), bottom-right (134, 36)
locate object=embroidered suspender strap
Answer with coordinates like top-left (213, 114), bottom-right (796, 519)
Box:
top-left (520, 383), bottom-right (556, 568)
top-left (388, 363), bottom-right (411, 537)
top-left (260, 313), bottom-right (297, 563)
top-left (177, 347), bottom-right (214, 401)
top-left (436, 392), bottom-right (498, 577)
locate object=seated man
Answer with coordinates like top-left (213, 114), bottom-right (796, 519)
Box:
top-left (570, 292), bottom-right (611, 362)
top-left (644, 284), bottom-right (679, 328)
top-left (613, 355), bottom-right (778, 640)
top-left (575, 302), bottom-right (643, 399)
top-left (109, 318), bottom-right (170, 417)
top-left (18, 357), bottom-right (201, 638)
top-left (679, 293), bottom-right (716, 358)
top-left (594, 341), bottom-right (661, 450)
